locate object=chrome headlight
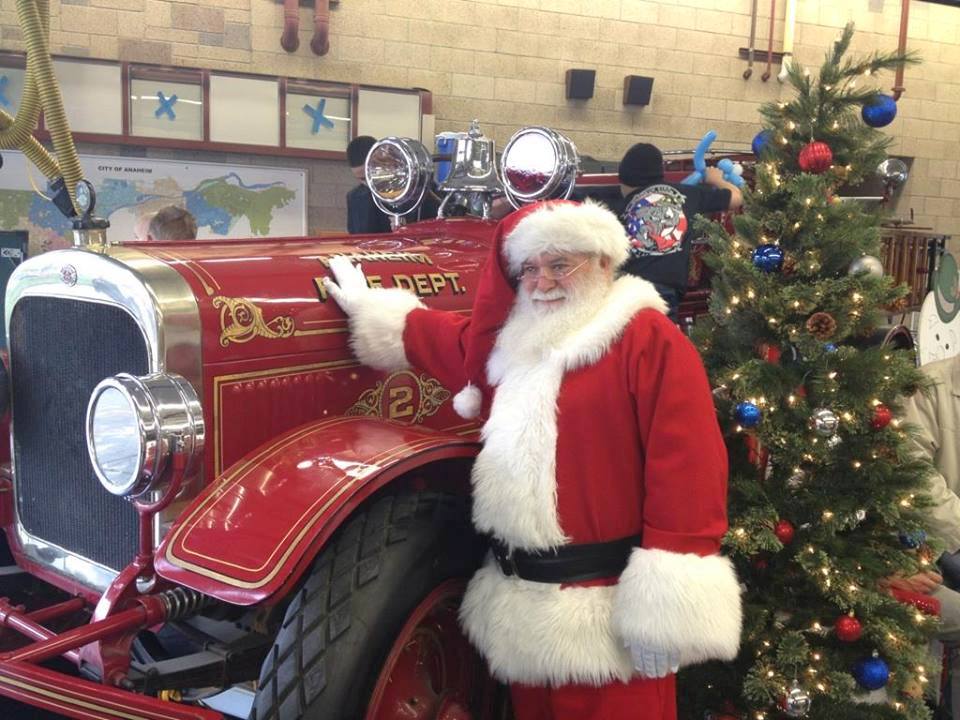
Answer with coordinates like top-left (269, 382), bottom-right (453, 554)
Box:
top-left (500, 126), bottom-right (580, 208)
top-left (86, 373), bottom-right (203, 498)
top-left (365, 137), bottom-right (434, 217)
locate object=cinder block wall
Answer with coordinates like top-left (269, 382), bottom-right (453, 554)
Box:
top-left (1, 0), bottom-right (957, 239)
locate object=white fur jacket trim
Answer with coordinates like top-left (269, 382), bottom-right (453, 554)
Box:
top-left (346, 288), bottom-right (424, 372)
top-left (473, 275), bottom-right (665, 550)
top-left (612, 548), bottom-right (743, 665)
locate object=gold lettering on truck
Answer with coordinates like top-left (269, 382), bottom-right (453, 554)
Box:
top-left (313, 255), bottom-right (466, 302)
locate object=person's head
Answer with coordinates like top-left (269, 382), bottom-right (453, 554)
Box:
top-left (449, 200), bottom-right (632, 418)
top-left (347, 135), bottom-right (377, 182)
top-left (133, 213), bottom-right (152, 242)
top-left (146, 205), bottom-right (197, 241)
top-left (618, 142), bottom-right (664, 197)
top-left (502, 201), bottom-right (628, 315)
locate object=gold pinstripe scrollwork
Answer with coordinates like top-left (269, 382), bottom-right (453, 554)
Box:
top-left (346, 371), bottom-right (451, 424)
top-left (213, 296), bottom-right (295, 346)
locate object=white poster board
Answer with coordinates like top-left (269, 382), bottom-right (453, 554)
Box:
top-left (0, 151), bottom-right (306, 254)
top-left (357, 88), bottom-right (421, 140)
top-left (210, 75), bottom-right (279, 146)
top-left (53, 60), bottom-right (122, 135)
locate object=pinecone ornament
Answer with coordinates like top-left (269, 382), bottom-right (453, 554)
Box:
top-left (885, 296), bottom-right (909, 313)
top-left (782, 254), bottom-right (798, 277)
top-left (806, 312), bottom-right (837, 340)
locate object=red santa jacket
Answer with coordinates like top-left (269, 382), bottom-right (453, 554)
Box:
top-left (345, 274), bottom-right (742, 687)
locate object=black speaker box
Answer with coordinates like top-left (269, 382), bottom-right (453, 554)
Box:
top-left (623, 75), bottom-right (654, 106)
top-left (565, 69), bottom-right (596, 100)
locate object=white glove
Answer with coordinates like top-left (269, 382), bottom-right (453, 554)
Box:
top-left (322, 256), bottom-right (370, 315)
top-left (627, 644), bottom-right (680, 679)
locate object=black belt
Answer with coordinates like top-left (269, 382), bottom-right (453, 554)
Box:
top-left (490, 534), bottom-right (641, 584)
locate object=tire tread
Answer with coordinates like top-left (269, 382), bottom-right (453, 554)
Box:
top-left (250, 492), bottom-right (459, 720)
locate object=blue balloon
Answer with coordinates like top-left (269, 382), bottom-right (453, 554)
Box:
top-left (862, 94), bottom-right (897, 128)
top-left (853, 656), bottom-right (889, 691)
top-left (682, 130), bottom-right (716, 186)
top-left (734, 401), bottom-right (762, 428)
top-left (752, 244), bottom-right (784, 273)
top-left (752, 130), bottom-right (771, 157)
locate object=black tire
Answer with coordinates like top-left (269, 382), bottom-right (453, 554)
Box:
top-left (250, 491), bottom-right (484, 720)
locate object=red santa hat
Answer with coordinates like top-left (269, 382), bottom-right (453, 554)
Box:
top-left (452, 199), bottom-right (631, 419)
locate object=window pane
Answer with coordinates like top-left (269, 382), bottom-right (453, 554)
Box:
top-left (130, 78), bottom-right (203, 141)
top-left (210, 75), bottom-right (279, 146)
top-left (0, 67), bottom-right (26, 115)
top-left (286, 92), bottom-right (351, 152)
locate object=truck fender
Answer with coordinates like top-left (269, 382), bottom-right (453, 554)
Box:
top-left (155, 416), bottom-right (479, 606)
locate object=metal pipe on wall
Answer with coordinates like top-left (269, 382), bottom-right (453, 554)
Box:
top-left (280, 0), bottom-right (300, 53)
top-left (311, 0), bottom-right (330, 56)
top-left (761, 0), bottom-right (776, 81)
top-left (777, 0), bottom-right (796, 82)
top-left (892, 0), bottom-right (910, 100)
top-left (743, 0), bottom-right (759, 79)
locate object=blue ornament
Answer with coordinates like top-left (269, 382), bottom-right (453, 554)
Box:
top-left (752, 244), bottom-right (784, 273)
top-left (824, 343), bottom-right (838, 353)
top-left (853, 656), bottom-right (889, 691)
top-left (734, 401), bottom-right (762, 428)
top-left (899, 529), bottom-right (927, 549)
top-left (752, 130), bottom-right (772, 157)
top-left (862, 94), bottom-right (898, 128)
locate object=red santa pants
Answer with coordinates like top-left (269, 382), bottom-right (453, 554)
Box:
top-left (510, 675), bottom-right (676, 720)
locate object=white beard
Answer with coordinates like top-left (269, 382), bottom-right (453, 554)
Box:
top-left (494, 267), bottom-right (612, 369)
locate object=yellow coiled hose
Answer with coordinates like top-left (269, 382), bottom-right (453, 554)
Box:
top-left (0, 0), bottom-right (84, 217)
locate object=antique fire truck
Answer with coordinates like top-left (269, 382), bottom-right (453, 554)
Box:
top-left (0, 122), bottom-right (743, 720)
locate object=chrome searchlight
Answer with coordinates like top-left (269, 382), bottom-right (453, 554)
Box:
top-left (500, 126), bottom-right (580, 209)
top-left (86, 373), bottom-right (203, 498)
top-left (365, 137), bottom-right (434, 219)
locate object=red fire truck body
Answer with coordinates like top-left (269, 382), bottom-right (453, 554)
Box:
top-left (0, 122), bottom-right (745, 720)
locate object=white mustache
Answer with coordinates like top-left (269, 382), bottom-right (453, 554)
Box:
top-left (530, 288), bottom-right (566, 301)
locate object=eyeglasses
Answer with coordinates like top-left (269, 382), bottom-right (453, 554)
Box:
top-left (517, 257), bottom-right (590, 283)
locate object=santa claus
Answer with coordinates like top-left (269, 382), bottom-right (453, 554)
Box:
top-left (324, 200), bottom-right (741, 720)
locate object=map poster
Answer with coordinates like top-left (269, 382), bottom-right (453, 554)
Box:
top-left (0, 151), bottom-right (307, 255)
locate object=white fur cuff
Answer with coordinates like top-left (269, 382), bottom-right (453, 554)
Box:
top-left (612, 548), bottom-right (742, 666)
top-left (347, 288), bottom-right (424, 371)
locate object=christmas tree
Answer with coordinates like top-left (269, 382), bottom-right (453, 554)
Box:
top-left (681, 24), bottom-right (936, 720)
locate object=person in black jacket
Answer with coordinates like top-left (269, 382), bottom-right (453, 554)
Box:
top-left (346, 136), bottom-right (392, 235)
top-left (618, 143), bottom-right (742, 321)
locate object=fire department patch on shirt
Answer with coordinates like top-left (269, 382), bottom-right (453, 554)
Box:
top-left (622, 184), bottom-right (688, 257)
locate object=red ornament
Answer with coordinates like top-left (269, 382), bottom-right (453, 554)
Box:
top-left (835, 614), bottom-right (863, 642)
top-left (751, 555), bottom-right (769, 571)
top-left (757, 342), bottom-right (781, 364)
top-left (871, 404), bottom-right (893, 430)
top-left (774, 519), bottom-right (795, 545)
top-left (798, 141), bottom-right (833, 174)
